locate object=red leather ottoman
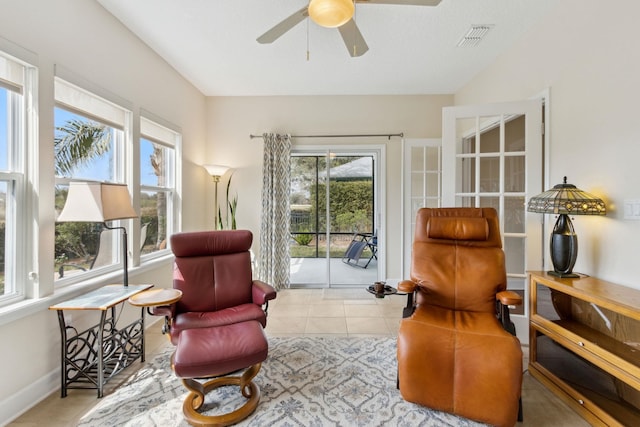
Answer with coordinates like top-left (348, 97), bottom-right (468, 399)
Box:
top-left (172, 320), bottom-right (268, 426)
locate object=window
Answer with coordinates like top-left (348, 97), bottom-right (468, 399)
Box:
top-left (139, 116), bottom-right (180, 256)
top-left (54, 78), bottom-right (132, 284)
top-left (0, 51), bottom-right (34, 305)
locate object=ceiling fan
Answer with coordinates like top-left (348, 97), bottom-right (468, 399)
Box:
top-left (257, 0), bottom-right (443, 57)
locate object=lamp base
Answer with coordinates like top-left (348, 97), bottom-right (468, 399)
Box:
top-left (547, 270), bottom-right (580, 279)
top-left (549, 214), bottom-right (579, 280)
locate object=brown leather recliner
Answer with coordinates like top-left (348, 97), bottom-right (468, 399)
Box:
top-left (397, 207), bottom-right (523, 427)
top-left (153, 229), bottom-right (277, 345)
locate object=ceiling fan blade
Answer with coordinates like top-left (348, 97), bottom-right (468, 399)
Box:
top-left (257, 6), bottom-right (309, 44)
top-left (358, 0), bottom-right (442, 5)
top-left (338, 19), bottom-right (369, 57)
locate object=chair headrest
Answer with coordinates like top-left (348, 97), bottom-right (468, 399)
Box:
top-left (171, 230), bottom-right (252, 257)
top-left (427, 217), bottom-right (489, 241)
top-left (414, 207), bottom-right (502, 248)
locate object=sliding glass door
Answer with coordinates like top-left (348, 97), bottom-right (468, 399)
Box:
top-left (290, 149), bottom-right (381, 287)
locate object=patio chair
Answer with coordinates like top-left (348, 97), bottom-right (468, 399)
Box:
top-left (342, 232), bottom-right (377, 268)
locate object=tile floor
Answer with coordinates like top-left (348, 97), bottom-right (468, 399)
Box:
top-left (9, 288), bottom-right (588, 426)
top-left (265, 287), bottom-right (406, 337)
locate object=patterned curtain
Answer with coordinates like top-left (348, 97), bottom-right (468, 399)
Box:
top-left (258, 133), bottom-right (291, 291)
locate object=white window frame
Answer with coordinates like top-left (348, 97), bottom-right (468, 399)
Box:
top-left (0, 49), bottom-right (36, 308)
top-left (139, 114), bottom-right (182, 261)
top-left (53, 76), bottom-right (134, 288)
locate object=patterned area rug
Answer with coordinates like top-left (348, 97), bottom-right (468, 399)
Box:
top-left (78, 337), bottom-right (484, 426)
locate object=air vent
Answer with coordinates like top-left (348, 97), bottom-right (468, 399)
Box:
top-left (457, 25), bottom-right (493, 47)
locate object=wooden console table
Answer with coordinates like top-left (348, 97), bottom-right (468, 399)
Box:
top-left (529, 272), bottom-right (640, 426)
top-left (49, 284), bottom-right (153, 397)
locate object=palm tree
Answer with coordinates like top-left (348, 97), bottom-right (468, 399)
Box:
top-left (149, 145), bottom-right (167, 249)
top-left (54, 119), bottom-right (111, 176)
top-left (54, 119), bottom-right (111, 263)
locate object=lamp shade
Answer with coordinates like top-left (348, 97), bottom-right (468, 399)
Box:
top-left (526, 177), bottom-right (606, 216)
top-left (308, 0), bottom-right (355, 28)
top-left (203, 164), bottom-right (230, 178)
top-left (57, 182), bottom-right (137, 222)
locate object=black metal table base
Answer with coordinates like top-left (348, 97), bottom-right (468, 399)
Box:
top-left (56, 306), bottom-right (145, 398)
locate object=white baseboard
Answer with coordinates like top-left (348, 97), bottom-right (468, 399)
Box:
top-left (0, 369), bottom-right (59, 426)
top-left (0, 317), bottom-right (163, 427)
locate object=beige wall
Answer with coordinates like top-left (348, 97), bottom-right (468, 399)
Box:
top-left (205, 94), bottom-right (453, 281)
top-left (4, 0), bottom-right (640, 423)
top-left (455, 0), bottom-right (640, 288)
top-left (0, 0), bottom-right (207, 422)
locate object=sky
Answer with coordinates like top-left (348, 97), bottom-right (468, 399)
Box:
top-left (1, 86), bottom-right (157, 185)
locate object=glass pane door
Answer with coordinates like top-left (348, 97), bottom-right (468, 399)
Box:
top-left (403, 139), bottom-right (441, 277)
top-left (442, 100), bottom-right (544, 343)
top-left (290, 151), bottom-right (379, 287)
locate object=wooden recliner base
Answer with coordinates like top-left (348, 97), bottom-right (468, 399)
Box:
top-left (181, 363), bottom-right (262, 427)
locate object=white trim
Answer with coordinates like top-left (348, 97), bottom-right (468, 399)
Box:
top-left (0, 368), bottom-right (58, 425)
top-left (0, 49), bottom-right (38, 306)
top-left (140, 108), bottom-right (182, 135)
top-left (532, 87), bottom-right (552, 271)
top-left (0, 315), bottom-right (164, 426)
top-left (140, 115), bottom-right (181, 145)
top-left (54, 77), bottom-right (130, 129)
top-left (0, 35), bottom-right (38, 70)
top-left (53, 64), bottom-right (132, 113)
top-left (0, 254), bottom-right (172, 327)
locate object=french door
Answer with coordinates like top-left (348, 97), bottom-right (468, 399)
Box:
top-left (402, 139), bottom-right (442, 277)
top-left (442, 99), bottom-right (544, 342)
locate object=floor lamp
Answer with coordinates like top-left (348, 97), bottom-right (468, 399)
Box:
top-left (527, 177), bottom-right (606, 278)
top-left (203, 164), bottom-right (230, 229)
top-left (57, 182), bottom-right (138, 287)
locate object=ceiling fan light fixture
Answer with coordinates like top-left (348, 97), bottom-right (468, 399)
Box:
top-left (308, 0), bottom-right (354, 28)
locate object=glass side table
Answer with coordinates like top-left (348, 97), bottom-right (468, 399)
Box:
top-left (49, 284), bottom-right (153, 397)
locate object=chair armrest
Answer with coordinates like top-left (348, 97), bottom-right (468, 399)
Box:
top-left (252, 280), bottom-right (277, 305)
top-left (496, 291), bottom-right (520, 336)
top-left (397, 280), bottom-right (418, 294)
top-left (150, 305), bottom-right (175, 318)
top-left (496, 290), bottom-right (522, 307)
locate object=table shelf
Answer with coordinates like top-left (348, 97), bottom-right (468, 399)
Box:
top-left (49, 284), bottom-right (152, 398)
top-left (529, 272), bottom-right (640, 426)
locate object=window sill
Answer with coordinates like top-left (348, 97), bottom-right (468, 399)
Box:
top-left (0, 253), bottom-right (173, 327)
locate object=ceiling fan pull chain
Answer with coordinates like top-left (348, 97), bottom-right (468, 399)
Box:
top-left (306, 13), bottom-right (310, 61)
top-left (352, 1), bottom-right (357, 56)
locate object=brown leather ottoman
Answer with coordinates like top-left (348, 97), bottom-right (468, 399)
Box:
top-left (172, 320), bottom-right (268, 427)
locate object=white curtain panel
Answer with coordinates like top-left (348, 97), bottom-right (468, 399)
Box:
top-left (258, 133), bottom-right (291, 290)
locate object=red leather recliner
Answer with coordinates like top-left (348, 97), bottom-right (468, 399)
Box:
top-left (153, 229), bottom-right (277, 426)
top-left (154, 229), bottom-right (276, 345)
top-left (397, 208), bottom-right (523, 427)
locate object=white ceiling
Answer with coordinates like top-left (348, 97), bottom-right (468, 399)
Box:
top-left (96, 0), bottom-right (559, 96)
